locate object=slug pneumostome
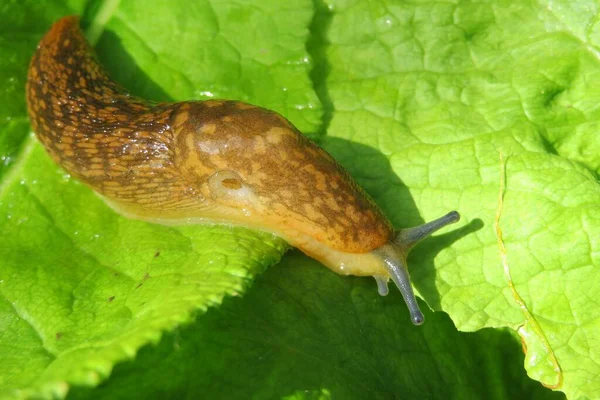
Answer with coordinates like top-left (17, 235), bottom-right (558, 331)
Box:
top-left (26, 16), bottom-right (460, 325)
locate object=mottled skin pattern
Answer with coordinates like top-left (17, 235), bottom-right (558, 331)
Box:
top-left (26, 16), bottom-right (393, 254)
top-left (26, 17), bottom-right (188, 209)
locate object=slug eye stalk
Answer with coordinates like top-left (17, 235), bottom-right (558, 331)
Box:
top-left (373, 211), bottom-right (460, 325)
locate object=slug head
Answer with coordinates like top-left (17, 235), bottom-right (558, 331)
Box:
top-left (371, 211), bottom-right (460, 325)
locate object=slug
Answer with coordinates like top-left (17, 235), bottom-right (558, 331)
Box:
top-left (26, 16), bottom-right (460, 325)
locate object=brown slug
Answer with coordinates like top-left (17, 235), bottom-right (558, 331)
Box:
top-left (26, 16), bottom-right (460, 325)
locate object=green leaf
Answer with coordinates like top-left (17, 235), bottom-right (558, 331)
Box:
top-left (319, 0), bottom-right (600, 398)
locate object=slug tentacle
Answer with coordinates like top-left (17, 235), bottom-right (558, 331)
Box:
top-left (374, 275), bottom-right (389, 296)
top-left (374, 244), bottom-right (424, 325)
top-left (27, 16), bottom-right (462, 325)
top-left (393, 211), bottom-right (461, 252)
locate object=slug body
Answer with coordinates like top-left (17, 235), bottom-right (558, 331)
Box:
top-left (26, 16), bottom-right (460, 325)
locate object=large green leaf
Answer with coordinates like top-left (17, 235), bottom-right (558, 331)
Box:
top-left (318, 0), bottom-right (600, 398)
top-left (0, 0), bottom-right (597, 399)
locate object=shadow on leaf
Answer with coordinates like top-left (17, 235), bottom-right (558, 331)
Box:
top-left (66, 251), bottom-right (564, 400)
